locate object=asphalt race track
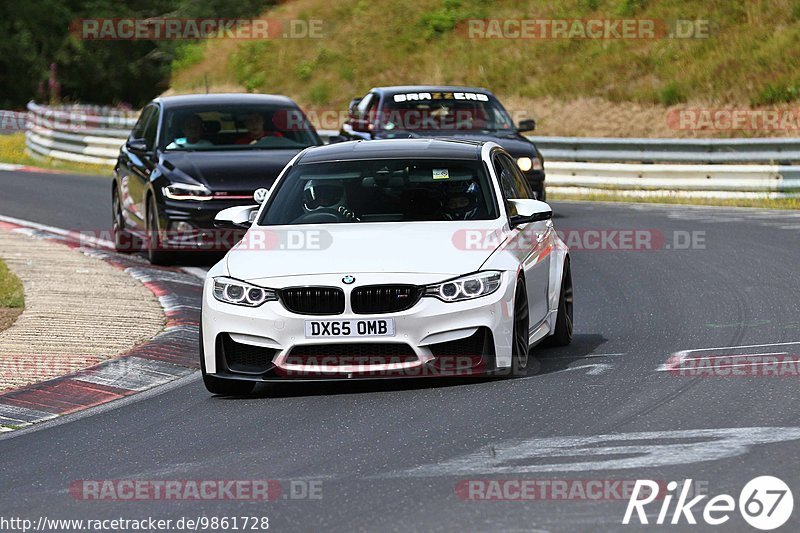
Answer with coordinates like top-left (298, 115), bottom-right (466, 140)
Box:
top-left (2, 170), bottom-right (800, 531)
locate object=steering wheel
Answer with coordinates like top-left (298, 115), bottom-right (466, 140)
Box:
top-left (293, 207), bottom-right (347, 224)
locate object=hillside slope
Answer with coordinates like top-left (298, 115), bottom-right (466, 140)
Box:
top-left (170, 0), bottom-right (800, 137)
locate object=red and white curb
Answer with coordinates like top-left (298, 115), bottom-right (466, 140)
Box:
top-left (0, 217), bottom-right (204, 431)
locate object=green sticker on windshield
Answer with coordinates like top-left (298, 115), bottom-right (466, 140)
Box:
top-left (432, 169), bottom-right (450, 180)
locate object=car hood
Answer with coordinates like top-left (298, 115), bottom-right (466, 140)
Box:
top-left (375, 130), bottom-right (537, 157)
top-left (226, 220), bottom-right (508, 282)
top-left (159, 149), bottom-right (301, 191)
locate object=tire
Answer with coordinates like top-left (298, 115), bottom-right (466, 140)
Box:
top-left (111, 187), bottom-right (137, 253)
top-left (510, 275), bottom-right (530, 376)
top-left (200, 326), bottom-right (255, 396)
top-left (550, 259), bottom-right (573, 346)
top-left (146, 196), bottom-right (175, 265)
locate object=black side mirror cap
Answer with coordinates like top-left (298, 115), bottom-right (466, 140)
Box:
top-left (510, 210), bottom-right (552, 227)
top-left (126, 138), bottom-right (148, 152)
top-left (348, 97), bottom-right (362, 116)
top-left (517, 119), bottom-right (536, 132)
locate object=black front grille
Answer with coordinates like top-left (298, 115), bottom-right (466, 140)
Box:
top-left (351, 285), bottom-right (422, 314)
top-left (222, 335), bottom-right (276, 374)
top-left (278, 287), bottom-right (345, 315)
top-left (286, 343), bottom-right (418, 365)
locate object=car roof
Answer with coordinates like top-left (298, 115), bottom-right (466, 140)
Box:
top-left (297, 138), bottom-right (490, 164)
top-left (153, 93), bottom-right (298, 109)
top-left (370, 85), bottom-right (494, 96)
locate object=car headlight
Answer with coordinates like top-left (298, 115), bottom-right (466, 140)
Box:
top-left (517, 157), bottom-right (533, 172)
top-left (163, 182), bottom-right (212, 201)
top-left (424, 271), bottom-right (503, 302)
top-left (213, 277), bottom-right (277, 307)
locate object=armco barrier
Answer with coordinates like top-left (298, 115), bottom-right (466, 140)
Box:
top-left (544, 162), bottom-right (800, 193)
top-left (527, 136), bottom-right (800, 164)
top-left (25, 102), bottom-right (136, 166)
top-left (19, 103), bottom-right (800, 198)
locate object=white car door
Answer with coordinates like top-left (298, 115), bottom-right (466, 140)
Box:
top-left (492, 153), bottom-right (552, 331)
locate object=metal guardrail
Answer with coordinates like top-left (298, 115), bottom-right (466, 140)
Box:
top-left (26, 102), bottom-right (136, 166)
top-left (545, 162), bottom-right (800, 193)
top-left (20, 103), bottom-right (800, 197)
top-left (527, 136), bottom-right (800, 164)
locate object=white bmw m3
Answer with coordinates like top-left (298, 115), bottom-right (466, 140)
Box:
top-left (200, 138), bottom-right (572, 395)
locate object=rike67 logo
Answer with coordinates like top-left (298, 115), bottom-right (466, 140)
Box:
top-left (623, 476), bottom-right (793, 530)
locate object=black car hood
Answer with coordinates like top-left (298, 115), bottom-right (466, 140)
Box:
top-left (159, 149), bottom-right (300, 191)
top-left (375, 130), bottom-right (538, 157)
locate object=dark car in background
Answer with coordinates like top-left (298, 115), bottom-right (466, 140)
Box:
top-left (112, 93), bottom-right (322, 264)
top-left (338, 86), bottom-right (546, 200)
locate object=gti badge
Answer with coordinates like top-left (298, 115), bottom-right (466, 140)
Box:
top-left (342, 275), bottom-right (355, 284)
top-left (253, 188), bottom-right (269, 203)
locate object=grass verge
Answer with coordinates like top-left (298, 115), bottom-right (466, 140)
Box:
top-left (0, 257), bottom-right (24, 333)
top-left (0, 133), bottom-right (112, 176)
top-left (0, 259), bottom-right (23, 309)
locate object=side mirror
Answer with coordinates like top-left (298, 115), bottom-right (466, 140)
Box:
top-left (214, 205), bottom-right (259, 230)
top-left (347, 97), bottom-right (362, 116)
top-left (326, 134), bottom-right (348, 144)
top-left (508, 199), bottom-right (552, 227)
top-left (126, 138), bottom-right (148, 152)
top-left (517, 119), bottom-right (536, 132)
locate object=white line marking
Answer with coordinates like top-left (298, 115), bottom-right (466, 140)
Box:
top-left (547, 362), bottom-right (613, 376)
top-left (0, 213), bottom-right (113, 249)
top-left (545, 353), bottom-right (625, 359)
top-left (377, 427), bottom-right (800, 477)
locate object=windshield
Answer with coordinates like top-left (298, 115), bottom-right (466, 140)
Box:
top-left (260, 158), bottom-right (498, 225)
top-left (162, 104), bottom-right (319, 151)
top-left (378, 92), bottom-right (515, 132)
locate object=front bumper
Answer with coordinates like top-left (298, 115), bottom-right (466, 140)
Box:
top-left (201, 272), bottom-right (517, 381)
top-left (157, 196), bottom-right (252, 251)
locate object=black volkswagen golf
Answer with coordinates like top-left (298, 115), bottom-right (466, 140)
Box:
top-left (337, 86), bottom-right (546, 200)
top-left (112, 93), bottom-right (322, 264)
